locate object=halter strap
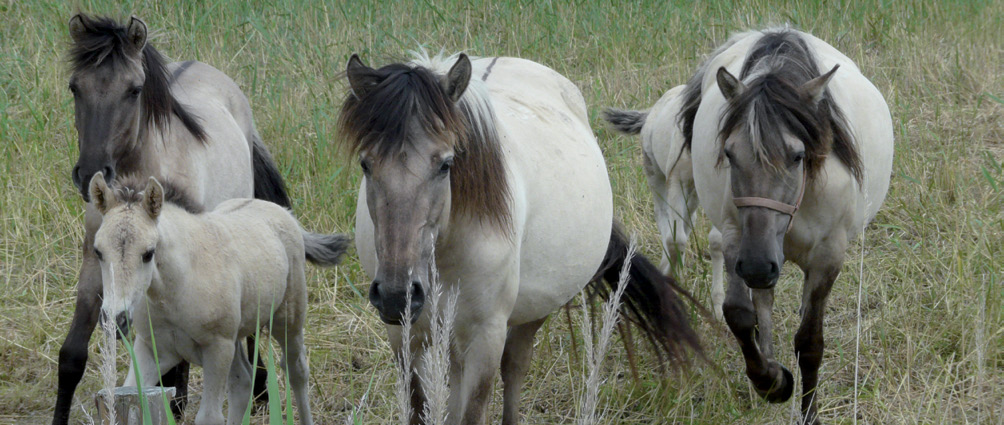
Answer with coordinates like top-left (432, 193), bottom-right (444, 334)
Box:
top-left (733, 168), bottom-right (808, 232)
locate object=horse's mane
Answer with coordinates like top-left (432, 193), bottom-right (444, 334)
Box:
top-left (679, 29), bottom-right (863, 184)
top-left (337, 52), bottom-right (512, 233)
top-left (113, 174), bottom-right (204, 214)
top-left (68, 15), bottom-right (207, 143)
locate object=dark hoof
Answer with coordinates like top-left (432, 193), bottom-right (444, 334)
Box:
top-left (755, 365), bottom-right (794, 403)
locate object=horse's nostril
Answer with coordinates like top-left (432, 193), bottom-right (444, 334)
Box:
top-left (410, 281), bottom-right (425, 306)
top-left (769, 261), bottom-right (779, 276)
top-left (72, 165), bottom-right (82, 187)
top-left (735, 260), bottom-right (744, 275)
top-left (368, 281), bottom-right (383, 309)
top-left (102, 166), bottom-right (114, 180)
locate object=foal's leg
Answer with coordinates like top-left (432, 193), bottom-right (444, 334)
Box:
top-left (500, 318), bottom-right (546, 425)
top-left (794, 257), bottom-right (843, 425)
top-left (274, 326), bottom-right (313, 425)
top-left (194, 340), bottom-right (234, 425)
top-left (644, 152), bottom-right (697, 275)
top-left (226, 341), bottom-right (253, 425)
top-left (722, 249), bottom-right (794, 403)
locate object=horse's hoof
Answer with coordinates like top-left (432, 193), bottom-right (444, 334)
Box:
top-left (755, 365), bottom-right (794, 403)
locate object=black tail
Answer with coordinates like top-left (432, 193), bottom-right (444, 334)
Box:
top-left (590, 223), bottom-right (704, 365)
top-left (601, 108), bottom-right (647, 135)
top-left (303, 232), bottom-right (352, 266)
top-left (251, 134), bottom-right (291, 208)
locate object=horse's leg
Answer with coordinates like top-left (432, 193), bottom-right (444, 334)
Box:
top-left (272, 315), bottom-right (313, 424)
top-left (751, 288), bottom-right (776, 359)
top-left (794, 257), bottom-right (843, 425)
top-left (708, 227), bottom-right (726, 321)
top-left (388, 325), bottom-right (427, 425)
top-left (160, 360), bottom-right (190, 418)
top-left (644, 153), bottom-right (696, 275)
top-left (226, 341), bottom-right (252, 425)
top-left (125, 334), bottom-right (181, 392)
top-left (194, 340), bottom-right (233, 425)
top-left (500, 318), bottom-right (546, 425)
top-left (246, 336), bottom-right (269, 406)
top-left (453, 317), bottom-right (507, 425)
top-left (722, 249), bottom-right (794, 403)
top-left (53, 232), bottom-right (101, 425)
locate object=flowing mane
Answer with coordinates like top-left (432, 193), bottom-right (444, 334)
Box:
top-left (680, 29), bottom-right (862, 184)
top-left (337, 52), bottom-right (512, 233)
top-left (68, 15), bottom-right (207, 142)
top-left (113, 174), bottom-right (204, 214)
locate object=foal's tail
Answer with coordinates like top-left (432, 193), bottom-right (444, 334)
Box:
top-left (251, 134), bottom-right (292, 208)
top-left (302, 232), bottom-right (352, 266)
top-left (601, 108), bottom-right (647, 135)
top-left (590, 223), bottom-right (704, 365)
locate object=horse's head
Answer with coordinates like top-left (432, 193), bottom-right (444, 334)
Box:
top-left (90, 173), bottom-right (163, 336)
top-left (67, 15), bottom-right (149, 201)
top-left (342, 54), bottom-right (473, 324)
top-left (716, 65), bottom-right (838, 288)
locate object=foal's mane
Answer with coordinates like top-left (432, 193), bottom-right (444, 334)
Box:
top-left (337, 53), bottom-right (512, 233)
top-left (68, 15), bottom-right (207, 143)
top-left (679, 29), bottom-right (862, 184)
top-left (114, 174), bottom-right (204, 214)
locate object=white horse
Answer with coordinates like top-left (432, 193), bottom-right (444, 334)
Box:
top-left (57, 14), bottom-right (291, 423)
top-left (606, 28), bottom-right (893, 424)
top-left (89, 173), bottom-right (349, 425)
top-left (340, 52), bottom-right (701, 424)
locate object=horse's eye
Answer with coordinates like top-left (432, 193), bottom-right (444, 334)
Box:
top-left (128, 86), bottom-right (143, 98)
top-left (360, 159), bottom-right (371, 175)
top-left (723, 150), bottom-right (735, 163)
top-left (68, 83), bottom-right (79, 95)
top-left (792, 151), bottom-right (805, 164)
top-left (438, 158), bottom-right (454, 174)
top-left (94, 248), bottom-right (103, 261)
top-left (142, 249), bottom-right (155, 263)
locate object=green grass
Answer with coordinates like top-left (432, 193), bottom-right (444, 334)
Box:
top-left (1, 0), bottom-right (1002, 423)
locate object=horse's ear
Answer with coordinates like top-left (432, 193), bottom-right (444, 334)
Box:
top-left (126, 16), bottom-right (148, 54)
top-left (69, 14), bottom-right (88, 43)
top-left (716, 67), bottom-right (746, 101)
top-left (444, 53), bottom-right (472, 102)
top-left (346, 54), bottom-right (379, 99)
top-left (143, 177), bottom-right (164, 220)
top-left (799, 64), bottom-right (840, 105)
top-left (89, 172), bottom-right (117, 214)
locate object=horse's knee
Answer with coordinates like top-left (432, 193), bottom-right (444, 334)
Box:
top-left (794, 328), bottom-right (824, 366)
top-left (722, 298), bottom-right (754, 332)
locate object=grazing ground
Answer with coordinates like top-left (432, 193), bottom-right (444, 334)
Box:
top-left (1, 0), bottom-right (1002, 423)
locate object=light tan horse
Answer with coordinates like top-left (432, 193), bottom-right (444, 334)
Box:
top-left (89, 173), bottom-right (348, 425)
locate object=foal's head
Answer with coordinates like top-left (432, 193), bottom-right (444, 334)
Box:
top-left (66, 14), bottom-right (204, 201)
top-left (89, 173), bottom-right (165, 334)
top-left (716, 62), bottom-right (840, 289)
top-left (339, 53), bottom-right (475, 324)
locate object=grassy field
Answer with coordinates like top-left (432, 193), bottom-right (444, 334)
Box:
top-left (1, 0), bottom-right (1002, 423)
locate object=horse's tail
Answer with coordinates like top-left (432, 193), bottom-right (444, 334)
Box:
top-left (302, 231), bottom-right (352, 266)
top-left (590, 223), bottom-right (704, 365)
top-left (602, 108), bottom-right (647, 135)
top-left (251, 134), bottom-right (292, 208)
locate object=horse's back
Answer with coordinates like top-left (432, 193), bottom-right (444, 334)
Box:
top-left (472, 57), bottom-right (614, 324)
top-left (162, 61), bottom-right (256, 207)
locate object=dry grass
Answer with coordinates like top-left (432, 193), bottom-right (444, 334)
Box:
top-left (1, 0), bottom-right (1002, 423)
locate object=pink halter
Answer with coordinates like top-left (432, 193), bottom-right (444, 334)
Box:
top-left (733, 168), bottom-right (808, 233)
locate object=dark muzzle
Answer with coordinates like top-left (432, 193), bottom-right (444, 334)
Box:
top-left (368, 280), bottom-right (425, 325)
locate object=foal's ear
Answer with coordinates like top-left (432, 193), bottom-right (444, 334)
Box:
top-left (143, 177), bottom-right (164, 220)
top-left (716, 67), bottom-right (746, 101)
top-left (346, 54), bottom-right (379, 99)
top-left (799, 64), bottom-right (840, 105)
top-left (68, 14), bottom-right (88, 43)
top-left (126, 16), bottom-right (148, 54)
top-left (444, 53), bottom-right (472, 102)
top-left (89, 171), bottom-right (117, 214)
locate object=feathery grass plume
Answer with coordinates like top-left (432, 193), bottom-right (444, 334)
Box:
top-left (395, 288), bottom-right (414, 425)
top-left (98, 265), bottom-right (117, 423)
top-left (576, 238), bottom-right (637, 425)
top-left (419, 250), bottom-right (456, 425)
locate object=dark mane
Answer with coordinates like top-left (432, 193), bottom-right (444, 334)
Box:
top-left (68, 15), bottom-right (207, 142)
top-left (337, 60), bottom-right (512, 233)
top-left (113, 174), bottom-right (204, 214)
top-left (680, 29), bottom-right (862, 184)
